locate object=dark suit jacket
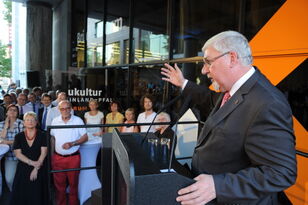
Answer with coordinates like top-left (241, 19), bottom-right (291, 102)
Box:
top-left (38, 105), bottom-right (54, 128)
top-left (182, 68), bottom-right (297, 205)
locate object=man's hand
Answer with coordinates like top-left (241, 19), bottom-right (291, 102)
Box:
top-left (62, 142), bottom-right (72, 149)
top-left (176, 174), bottom-right (216, 205)
top-left (161, 63), bottom-right (186, 87)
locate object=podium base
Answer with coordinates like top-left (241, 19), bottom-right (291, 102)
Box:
top-left (91, 188), bottom-right (102, 205)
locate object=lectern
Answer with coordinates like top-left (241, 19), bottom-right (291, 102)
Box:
top-left (111, 129), bottom-right (194, 205)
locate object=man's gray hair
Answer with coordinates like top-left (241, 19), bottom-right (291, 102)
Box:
top-left (202, 31), bottom-right (253, 66)
top-left (58, 100), bottom-right (72, 108)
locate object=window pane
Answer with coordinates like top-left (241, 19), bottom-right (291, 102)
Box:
top-left (244, 0), bottom-right (285, 40)
top-left (96, 21), bottom-right (104, 38)
top-left (105, 42), bottom-right (120, 65)
top-left (133, 0), bottom-right (169, 63)
top-left (124, 39), bottom-right (129, 64)
top-left (71, 1), bottom-right (86, 68)
top-left (105, 0), bottom-right (130, 65)
top-left (87, 17), bottom-right (103, 67)
top-left (106, 18), bottom-right (122, 35)
top-left (173, 0), bottom-right (240, 59)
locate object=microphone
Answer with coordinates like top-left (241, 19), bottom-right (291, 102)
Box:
top-left (141, 93), bottom-right (183, 144)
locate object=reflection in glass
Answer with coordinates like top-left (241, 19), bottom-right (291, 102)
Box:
top-left (87, 45), bottom-right (103, 67)
top-left (95, 21), bottom-right (104, 38)
top-left (244, 0), bottom-right (285, 40)
top-left (134, 31), bottom-right (168, 62)
top-left (133, 0), bottom-right (168, 63)
top-left (105, 42), bottom-right (120, 65)
top-left (124, 40), bottom-right (129, 64)
top-left (173, 0), bottom-right (239, 59)
top-left (105, 0), bottom-right (129, 65)
top-left (106, 17), bottom-right (122, 35)
top-left (71, 1), bottom-right (86, 68)
top-left (87, 17), bottom-right (103, 67)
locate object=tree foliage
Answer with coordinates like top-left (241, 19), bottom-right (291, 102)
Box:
top-left (0, 1), bottom-right (12, 77)
top-left (3, 1), bottom-right (12, 24)
top-left (0, 41), bottom-right (11, 77)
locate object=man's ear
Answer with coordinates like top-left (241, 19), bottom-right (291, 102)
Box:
top-left (229, 51), bottom-right (238, 67)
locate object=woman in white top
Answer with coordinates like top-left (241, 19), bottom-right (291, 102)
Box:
top-left (84, 99), bottom-right (104, 137)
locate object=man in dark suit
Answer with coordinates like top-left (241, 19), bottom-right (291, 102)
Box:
top-left (16, 93), bottom-right (31, 120)
top-left (161, 31), bottom-right (297, 205)
top-left (38, 93), bottom-right (54, 131)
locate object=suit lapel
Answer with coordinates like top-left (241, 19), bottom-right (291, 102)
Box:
top-left (196, 69), bottom-right (261, 148)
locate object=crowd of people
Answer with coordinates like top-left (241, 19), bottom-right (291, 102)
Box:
top-left (0, 86), bottom-right (174, 205)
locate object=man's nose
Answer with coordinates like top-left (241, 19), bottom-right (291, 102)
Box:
top-left (201, 64), bottom-right (209, 75)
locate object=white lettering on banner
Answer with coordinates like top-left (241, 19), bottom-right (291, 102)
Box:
top-left (68, 88), bottom-right (103, 97)
top-left (68, 97), bottom-right (112, 103)
top-left (68, 88), bottom-right (112, 104)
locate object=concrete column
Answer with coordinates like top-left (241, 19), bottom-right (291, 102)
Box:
top-left (26, 1), bottom-right (52, 89)
top-left (52, 0), bottom-right (72, 89)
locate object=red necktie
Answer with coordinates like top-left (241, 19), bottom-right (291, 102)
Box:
top-left (220, 92), bottom-right (231, 107)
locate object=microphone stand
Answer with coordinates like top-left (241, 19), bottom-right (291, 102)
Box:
top-left (168, 119), bottom-right (179, 172)
top-left (167, 94), bottom-right (192, 172)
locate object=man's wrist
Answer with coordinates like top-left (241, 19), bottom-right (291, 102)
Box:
top-left (181, 79), bottom-right (188, 90)
top-left (71, 141), bottom-right (78, 146)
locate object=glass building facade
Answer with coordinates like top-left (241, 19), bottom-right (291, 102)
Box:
top-left (10, 0), bottom-right (307, 133)
top-left (60, 0), bottom-right (291, 113)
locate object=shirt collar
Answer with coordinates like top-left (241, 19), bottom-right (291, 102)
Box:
top-left (229, 67), bottom-right (255, 96)
top-left (60, 115), bottom-right (73, 123)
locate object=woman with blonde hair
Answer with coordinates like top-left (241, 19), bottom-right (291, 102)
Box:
top-left (10, 111), bottom-right (47, 205)
top-left (84, 99), bottom-right (104, 137)
top-left (121, 108), bottom-right (139, 133)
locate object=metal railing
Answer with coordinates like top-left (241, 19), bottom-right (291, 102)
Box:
top-left (45, 120), bottom-right (308, 204)
top-left (296, 150), bottom-right (308, 158)
top-left (46, 120), bottom-right (199, 205)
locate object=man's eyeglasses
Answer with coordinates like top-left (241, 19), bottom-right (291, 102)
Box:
top-left (60, 107), bottom-right (71, 111)
top-left (203, 52), bottom-right (230, 66)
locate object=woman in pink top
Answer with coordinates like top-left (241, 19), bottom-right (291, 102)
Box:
top-left (121, 108), bottom-right (138, 133)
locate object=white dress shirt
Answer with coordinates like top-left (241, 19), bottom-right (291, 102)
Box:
top-left (50, 115), bottom-right (86, 155)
